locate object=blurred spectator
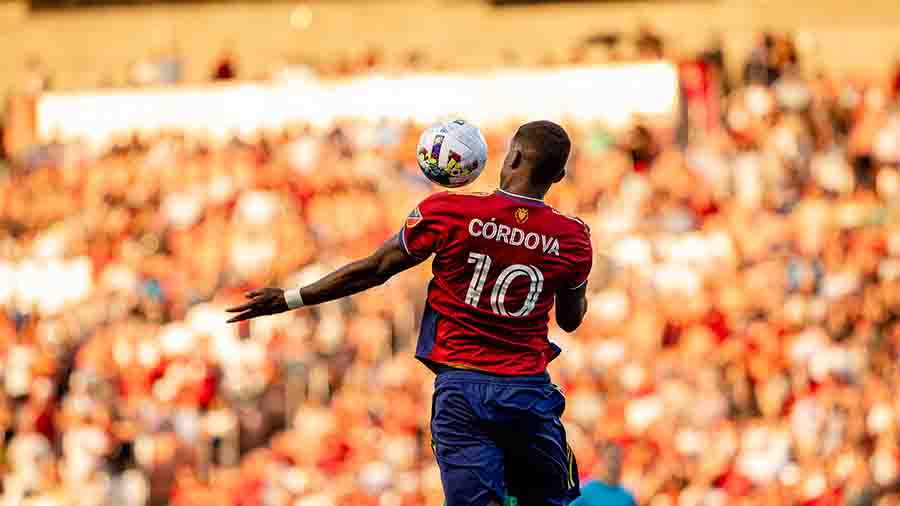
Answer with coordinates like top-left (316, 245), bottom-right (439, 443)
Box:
top-left (571, 443), bottom-right (636, 506)
top-left (891, 59), bottom-right (900, 100)
top-left (3, 56), bottom-right (50, 162)
top-left (128, 55), bottom-right (159, 87)
top-left (158, 43), bottom-right (183, 85)
top-left (20, 55), bottom-right (52, 96)
top-left (744, 32), bottom-right (799, 87)
top-left (698, 34), bottom-right (729, 96)
top-left (212, 46), bottom-right (237, 81)
top-left (744, 32), bottom-right (778, 86)
top-left (0, 111), bottom-right (7, 165)
top-left (635, 24), bottom-right (664, 60)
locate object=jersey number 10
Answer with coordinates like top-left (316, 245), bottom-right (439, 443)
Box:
top-left (465, 252), bottom-right (544, 317)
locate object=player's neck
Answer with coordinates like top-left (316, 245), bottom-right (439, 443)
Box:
top-left (498, 183), bottom-right (546, 202)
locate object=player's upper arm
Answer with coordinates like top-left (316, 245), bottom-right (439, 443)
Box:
top-left (555, 280), bottom-right (588, 333)
top-left (369, 234), bottom-right (427, 283)
top-left (556, 220), bottom-right (592, 333)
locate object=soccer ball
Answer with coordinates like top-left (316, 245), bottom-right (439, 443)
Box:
top-left (416, 119), bottom-right (488, 188)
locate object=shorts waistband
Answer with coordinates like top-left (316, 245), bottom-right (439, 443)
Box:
top-left (434, 366), bottom-right (551, 386)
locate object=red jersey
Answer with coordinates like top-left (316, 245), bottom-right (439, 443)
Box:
top-left (400, 189), bottom-right (593, 375)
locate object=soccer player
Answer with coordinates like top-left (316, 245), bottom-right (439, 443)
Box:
top-left (227, 120), bottom-right (593, 506)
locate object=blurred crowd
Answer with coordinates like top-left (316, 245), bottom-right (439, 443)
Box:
top-left (1, 24), bottom-right (680, 166)
top-left (5, 29), bottom-right (900, 506)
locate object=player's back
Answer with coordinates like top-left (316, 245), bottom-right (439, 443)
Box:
top-left (400, 189), bottom-right (592, 375)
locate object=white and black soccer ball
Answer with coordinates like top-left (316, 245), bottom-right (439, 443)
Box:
top-left (416, 119), bottom-right (488, 188)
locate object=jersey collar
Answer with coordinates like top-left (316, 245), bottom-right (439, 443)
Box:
top-left (495, 188), bottom-right (546, 206)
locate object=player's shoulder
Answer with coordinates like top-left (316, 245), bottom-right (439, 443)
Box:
top-left (546, 205), bottom-right (592, 237)
top-left (429, 189), bottom-right (494, 201)
top-left (411, 191), bottom-right (495, 228)
top-left (418, 189), bottom-right (495, 210)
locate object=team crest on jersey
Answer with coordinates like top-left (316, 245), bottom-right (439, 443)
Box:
top-left (406, 207), bottom-right (423, 228)
top-left (514, 208), bottom-right (529, 225)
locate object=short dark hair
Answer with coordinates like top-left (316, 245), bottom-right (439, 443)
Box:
top-left (513, 121), bottom-right (571, 185)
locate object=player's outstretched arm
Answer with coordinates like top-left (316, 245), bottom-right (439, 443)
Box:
top-left (226, 234), bottom-right (424, 323)
top-left (555, 281), bottom-right (588, 333)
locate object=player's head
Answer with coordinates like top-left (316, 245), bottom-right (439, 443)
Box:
top-left (500, 120), bottom-right (571, 194)
top-left (597, 441), bottom-right (624, 485)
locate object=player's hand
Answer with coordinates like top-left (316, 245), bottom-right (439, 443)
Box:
top-left (226, 288), bottom-right (289, 323)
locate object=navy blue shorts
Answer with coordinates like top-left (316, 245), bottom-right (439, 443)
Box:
top-left (430, 368), bottom-right (580, 506)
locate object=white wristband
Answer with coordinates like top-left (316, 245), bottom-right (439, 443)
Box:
top-left (284, 288), bottom-right (305, 310)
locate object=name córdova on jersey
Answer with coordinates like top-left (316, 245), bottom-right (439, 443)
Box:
top-left (468, 218), bottom-right (560, 256)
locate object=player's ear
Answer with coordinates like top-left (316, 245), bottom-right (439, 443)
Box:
top-left (510, 149), bottom-right (523, 169)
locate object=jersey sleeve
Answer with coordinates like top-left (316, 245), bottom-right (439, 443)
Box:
top-left (399, 193), bottom-right (453, 261)
top-left (564, 221), bottom-right (593, 290)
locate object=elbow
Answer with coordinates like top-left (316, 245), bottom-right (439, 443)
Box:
top-left (557, 318), bottom-right (582, 333)
top-left (557, 302), bottom-right (587, 333)
top-left (557, 312), bottom-right (585, 333)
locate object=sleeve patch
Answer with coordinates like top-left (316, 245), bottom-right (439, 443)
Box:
top-left (406, 207), bottom-right (423, 228)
